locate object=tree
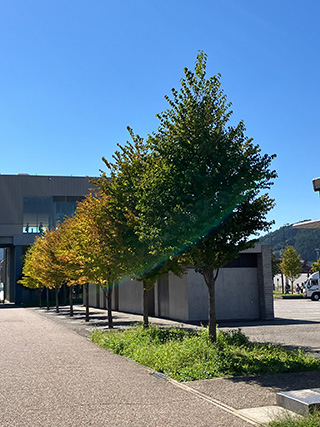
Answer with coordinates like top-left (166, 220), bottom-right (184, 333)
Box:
top-left (280, 245), bottom-right (302, 292)
top-left (137, 51), bottom-right (276, 341)
top-left (95, 130), bottom-right (184, 327)
top-left (312, 257), bottom-right (320, 275)
top-left (55, 191), bottom-right (125, 326)
top-left (73, 191), bottom-right (126, 328)
top-left (20, 229), bottom-right (66, 312)
top-left (19, 240), bottom-right (45, 307)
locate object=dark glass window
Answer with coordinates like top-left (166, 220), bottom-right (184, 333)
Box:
top-left (224, 253), bottom-right (257, 268)
top-left (23, 197), bottom-right (53, 233)
top-left (54, 201), bottom-right (78, 224)
top-left (23, 196), bottom-right (81, 233)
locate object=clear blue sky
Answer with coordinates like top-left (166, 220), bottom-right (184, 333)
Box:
top-left (1, 0), bottom-right (319, 233)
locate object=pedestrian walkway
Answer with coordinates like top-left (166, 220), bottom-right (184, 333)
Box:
top-left (0, 304), bottom-right (318, 426)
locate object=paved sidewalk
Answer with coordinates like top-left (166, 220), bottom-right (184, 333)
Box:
top-left (1, 304), bottom-right (319, 426)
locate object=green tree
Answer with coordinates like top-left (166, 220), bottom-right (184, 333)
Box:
top-left (312, 257), bottom-right (320, 275)
top-left (280, 245), bottom-right (302, 292)
top-left (137, 52), bottom-right (276, 342)
top-left (95, 131), bottom-right (184, 327)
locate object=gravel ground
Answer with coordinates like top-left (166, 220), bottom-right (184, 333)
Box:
top-left (0, 306), bottom-right (252, 427)
top-left (2, 298), bottom-right (320, 426)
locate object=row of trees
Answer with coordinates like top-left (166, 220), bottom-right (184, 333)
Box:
top-left (20, 52), bottom-right (277, 342)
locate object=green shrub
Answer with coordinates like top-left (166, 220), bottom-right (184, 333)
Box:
top-left (90, 325), bottom-right (320, 382)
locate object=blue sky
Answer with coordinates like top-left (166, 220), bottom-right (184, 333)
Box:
top-left (1, 0), bottom-right (320, 233)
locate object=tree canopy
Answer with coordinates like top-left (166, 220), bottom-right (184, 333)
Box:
top-left (280, 245), bottom-right (302, 290)
top-left (136, 51), bottom-right (276, 340)
top-left (20, 51), bottom-right (276, 341)
top-left (312, 258), bottom-right (320, 275)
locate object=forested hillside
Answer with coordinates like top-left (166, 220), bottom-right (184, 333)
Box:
top-left (259, 223), bottom-right (320, 262)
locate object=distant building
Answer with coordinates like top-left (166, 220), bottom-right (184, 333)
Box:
top-left (0, 174), bottom-right (93, 304)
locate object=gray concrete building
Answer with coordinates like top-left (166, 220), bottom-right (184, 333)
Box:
top-left (0, 174), bottom-right (92, 304)
top-left (88, 245), bottom-right (274, 322)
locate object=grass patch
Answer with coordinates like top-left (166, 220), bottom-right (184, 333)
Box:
top-left (273, 291), bottom-right (304, 300)
top-left (274, 291), bottom-right (284, 299)
top-left (273, 292), bottom-right (304, 299)
top-left (90, 325), bottom-right (320, 382)
top-left (268, 410), bottom-right (320, 426)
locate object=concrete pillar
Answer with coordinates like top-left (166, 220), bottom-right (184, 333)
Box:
top-left (257, 245), bottom-right (274, 320)
top-left (13, 245), bottom-right (23, 304)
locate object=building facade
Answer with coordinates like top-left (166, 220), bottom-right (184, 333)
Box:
top-left (0, 174), bottom-right (93, 304)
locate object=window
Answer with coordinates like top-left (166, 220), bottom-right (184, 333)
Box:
top-left (23, 196), bottom-right (82, 233)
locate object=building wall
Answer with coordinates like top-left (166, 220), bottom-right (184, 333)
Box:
top-left (0, 174), bottom-right (93, 304)
top-left (0, 174), bottom-right (93, 237)
top-left (118, 279), bottom-right (143, 313)
top-left (215, 268), bottom-right (260, 320)
top-left (87, 245), bottom-right (274, 322)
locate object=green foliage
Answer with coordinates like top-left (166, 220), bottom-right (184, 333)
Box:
top-left (259, 224), bottom-right (320, 262)
top-left (268, 410), bottom-right (320, 426)
top-left (93, 130), bottom-right (184, 287)
top-left (20, 52), bottom-right (276, 341)
top-left (90, 325), bottom-right (320, 382)
top-left (136, 51), bottom-right (276, 341)
top-left (280, 245), bottom-right (302, 285)
top-left (139, 51), bottom-right (276, 269)
top-left (312, 258), bottom-right (320, 275)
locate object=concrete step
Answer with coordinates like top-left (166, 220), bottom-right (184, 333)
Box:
top-left (238, 405), bottom-right (301, 425)
top-left (277, 389), bottom-right (320, 415)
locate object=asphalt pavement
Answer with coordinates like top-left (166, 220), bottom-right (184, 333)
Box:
top-left (1, 299), bottom-right (320, 426)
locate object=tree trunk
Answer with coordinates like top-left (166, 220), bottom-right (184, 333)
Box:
top-left (143, 282), bottom-right (149, 328)
top-left (202, 267), bottom-right (218, 343)
top-left (46, 287), bottom-right (49, 311)
top-left (55, 288), bottom-right (59, 313)
top-left (107, 287), bottom-right (113, 329)
top-left (39, 288), bottom-right (42, 308)
top-left (69, 285), bottom-right (73, 317)
top-left (85, 283), bottom-right (89, 322)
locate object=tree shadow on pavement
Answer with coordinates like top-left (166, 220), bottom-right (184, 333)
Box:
top-left (221, 371), bottom-right (320, 392)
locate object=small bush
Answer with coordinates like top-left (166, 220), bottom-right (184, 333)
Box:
top-left (90, 325), bottom-right (320, 382)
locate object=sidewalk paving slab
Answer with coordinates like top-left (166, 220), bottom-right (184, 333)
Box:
top-left (1, 304), bottom-right (319, 426)
top-left (0, 306), bottom-right (253, 426)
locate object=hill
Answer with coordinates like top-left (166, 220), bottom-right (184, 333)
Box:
top-left (259, 222), bottom-right (320, 262)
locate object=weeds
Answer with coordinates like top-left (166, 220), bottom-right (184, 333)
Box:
top-left (90, 325), bottom-right (320, 382)
top-left (268, 410), bottom-right (320, 426)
